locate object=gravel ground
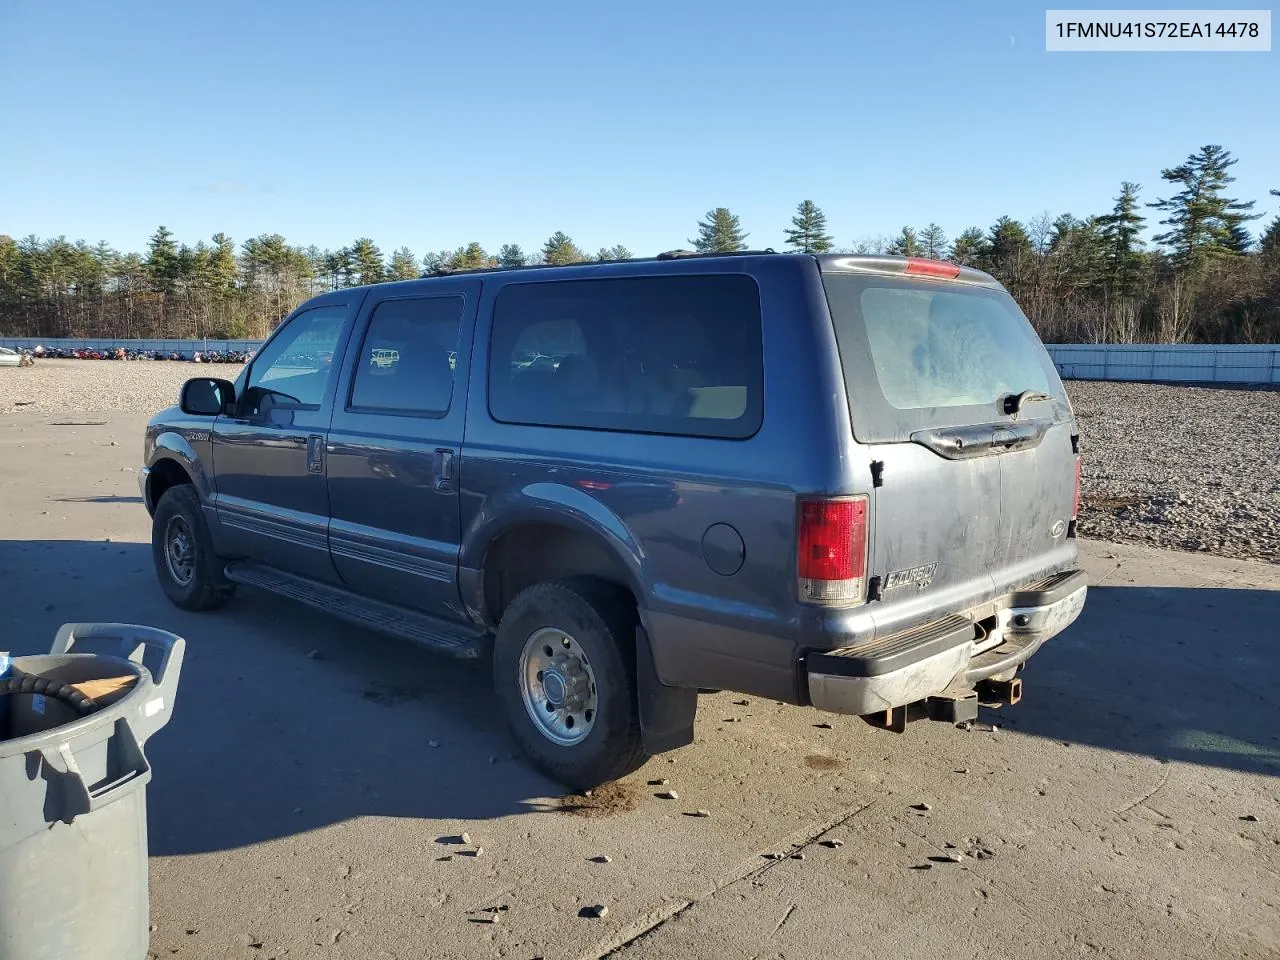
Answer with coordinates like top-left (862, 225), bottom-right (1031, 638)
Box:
top-left (0, 358), bottom-right (245, 416)
top-left (3, 360), bottom-right (1276, 563)
top-left (1071, 381), bottom-right (1280, 564)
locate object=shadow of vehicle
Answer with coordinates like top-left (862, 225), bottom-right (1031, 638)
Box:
top-left (0, 539), bottom-right (564, 857)
top-left (3, 538), bottom-right (1276, 858)
top-left (992, 584), bottom-right (1280, 776)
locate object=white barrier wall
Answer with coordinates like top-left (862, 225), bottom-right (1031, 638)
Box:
top-left (0, 337), bottom-right (261, 356)
top-left (1046, 343), bottom-right (1280, 386)
top-left (3, 337), bottom-right (1279, 386)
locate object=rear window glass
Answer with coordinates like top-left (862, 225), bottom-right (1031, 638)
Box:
top-left (822, 272), bottom-right (1062, 440)
top-left (488, 275), bottom-right (763, 439)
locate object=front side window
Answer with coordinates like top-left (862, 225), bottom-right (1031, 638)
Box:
top-left (349, 296), bottom-right (465, 415)
top-left (242, 305), bottom-right (347, 413)
top-left (488, 275), bottom-right (763, 439)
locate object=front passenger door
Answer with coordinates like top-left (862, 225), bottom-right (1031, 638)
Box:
top-left (212, 299), bottom-right (358, 582)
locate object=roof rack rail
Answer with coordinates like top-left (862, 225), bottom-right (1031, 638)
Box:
top-left (657, 248), bottom-right (777, 260)
top-left (414, 248), bottom-right (781, 280)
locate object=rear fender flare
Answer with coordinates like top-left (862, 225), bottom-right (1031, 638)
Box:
top-left (459, 481), bottom-right (648, 615)
top-left (460, 483), bottom-right (696, 754)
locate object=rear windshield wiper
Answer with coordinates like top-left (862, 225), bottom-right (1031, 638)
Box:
top-left (1001, 389), bottom-right (1051, 416)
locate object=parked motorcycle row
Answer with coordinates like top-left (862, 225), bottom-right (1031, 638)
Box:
top-left (18, 345), bottom-right (256, 363)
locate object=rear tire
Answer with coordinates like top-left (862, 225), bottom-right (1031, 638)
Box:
top-left (151, 485), bottom-right (234, 611)
top-left (493, 578), bottom-right (648, 790)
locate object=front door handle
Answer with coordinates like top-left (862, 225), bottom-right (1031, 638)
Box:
top-left (306, 435), bottom-right (325, 475)
top-left (434, 449), bottom-right (455, 491)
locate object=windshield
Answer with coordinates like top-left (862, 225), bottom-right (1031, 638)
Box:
top-left (822, 271), bottom-right (1064, 442)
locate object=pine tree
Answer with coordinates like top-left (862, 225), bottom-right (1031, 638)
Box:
top-left (208, 233), bottom-right (237, 294)
top-left (449, 242), bottom-right (493, 271)
top-left (347, 238), bottom-right (385, 285)
top-left (145, 225), bottom-right (180, 292)
top-left (1150, 144), bottom-right (1260, 268)
top-left (949, 227), bottom-right (987, 266)
top-left (918, 224), bottom-right (948, 260)
top-left (690, 208), bottom-right (747, 253)
top-left (1224, 222), bottom-right (1252, 253)
top-left (421, 250), bottom-right (452, 276)
top-left (387, 246), bottom-right (420, 280)
top-left (541, 231), bottom-right (585, 265)
top-left (886, 227), bottom-right (920, 257)
top-left (1260, 190), bottom-right (1280, 257)
top-left (323, 249), bottom-right (353, 288)
top-left (1048, 214), bottom-right (1107, 292)
top-left (985, 217), bottom-right (1032, 267)
top-left (1097, 182), bottom-right (1146, 295)
top-left (498, 243), bottom-right (526, 268)
top-left (783, 200), bottom-right (833, 253)
top-left (595, 244), bottom-right (632, 261)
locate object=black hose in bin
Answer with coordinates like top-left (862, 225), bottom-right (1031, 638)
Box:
top-left (1, 674), bottom-right (99, 716)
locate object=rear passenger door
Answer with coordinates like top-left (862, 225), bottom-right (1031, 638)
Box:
top-left (325, 282), bottom-right (481, 620)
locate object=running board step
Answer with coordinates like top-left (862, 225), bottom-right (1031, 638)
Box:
top-left (224, 561), bottom-right (486, 659)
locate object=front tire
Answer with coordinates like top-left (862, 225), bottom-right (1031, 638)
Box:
top-left (493, 578), bottom-right (649, 790)
top-left (151, 485), bottom-right (234, 611)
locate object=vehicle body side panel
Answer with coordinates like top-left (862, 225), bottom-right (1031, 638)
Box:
top-left (458, 256), bottom-right (861, 696)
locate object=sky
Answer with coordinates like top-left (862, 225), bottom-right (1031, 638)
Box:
top-left (1, 0), bottom-right (1277, 260)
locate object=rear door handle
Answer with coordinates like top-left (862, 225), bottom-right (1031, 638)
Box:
top-left (306, 434), bottom-right (325, 475)
top-left (434, 449), bottom-right (455, 491)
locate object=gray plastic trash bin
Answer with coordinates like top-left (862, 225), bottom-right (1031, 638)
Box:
top-left (0, 623), bottom-right (185, 960)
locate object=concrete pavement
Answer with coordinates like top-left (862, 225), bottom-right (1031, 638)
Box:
top-left (2, 412), bottom-right (1277, 960)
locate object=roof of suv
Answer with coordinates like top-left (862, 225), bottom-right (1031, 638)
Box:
top-left (341, 250), bottom-right (1002, 294)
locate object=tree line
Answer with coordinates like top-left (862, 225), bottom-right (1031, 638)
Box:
top-left (1, 144), bottom-right (1276, 344)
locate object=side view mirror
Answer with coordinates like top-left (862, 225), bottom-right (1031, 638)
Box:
top-left (180, 377), bottom-right (235, 416)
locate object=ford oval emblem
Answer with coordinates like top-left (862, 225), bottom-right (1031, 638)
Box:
top-left (1050, 519), bottom-right (1067, 538)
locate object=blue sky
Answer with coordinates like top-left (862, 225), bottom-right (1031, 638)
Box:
top-left (1, 0), bottom-right (1276, 259)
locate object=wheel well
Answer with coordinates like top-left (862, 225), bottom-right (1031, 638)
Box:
top-left (482, 523), bottom-right (637, 626)
top-left (149, 458), bottom-right (192, 511)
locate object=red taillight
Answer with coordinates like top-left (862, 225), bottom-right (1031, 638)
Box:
top-left (904, 257), bottom-right (961, 279)
top-left (1072, 456), bottom-right (1081, 519)
top-left (797, 496), bottom-right (868, 604)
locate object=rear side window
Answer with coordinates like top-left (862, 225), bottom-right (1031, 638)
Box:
top-left (822, 272), bottom-right (1063, 441)
top-left (349, 296), bottom-right (464, 415)
top-left (488, 275), bottom-right (763, 439)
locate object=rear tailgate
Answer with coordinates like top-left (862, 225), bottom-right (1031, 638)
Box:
top-left (820, 260), bottom-right (1078, 634)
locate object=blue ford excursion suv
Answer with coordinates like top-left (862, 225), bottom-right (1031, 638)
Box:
top-left (140, 251), bottom-right (1086, 788)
